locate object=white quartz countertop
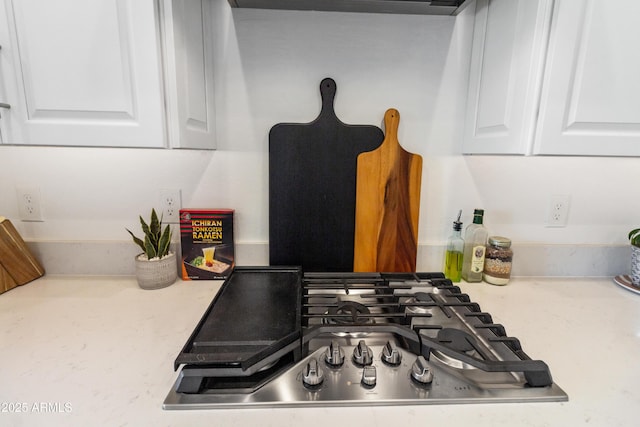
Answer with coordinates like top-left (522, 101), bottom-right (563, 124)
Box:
top-left (1, 275), bottom-right (639, 427)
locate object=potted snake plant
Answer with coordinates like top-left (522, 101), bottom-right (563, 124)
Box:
top-left (630, 228), bottom-right (640, 286)
top-left (126, 209), bottom-right (177, 289)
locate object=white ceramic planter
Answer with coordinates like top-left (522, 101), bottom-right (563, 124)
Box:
top-left (631, 246), bottom-right (640, 286)
top-left (134, 251), bottom-right (177, 290)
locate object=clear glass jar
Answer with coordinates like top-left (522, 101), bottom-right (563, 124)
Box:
top-left (483, 236), bottom-right (513, 285)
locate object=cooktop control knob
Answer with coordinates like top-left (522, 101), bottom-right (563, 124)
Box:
top-left (302, 357), bottom-right (324, 388)
top-left (411, 356), bottom-right (434, 385)
top-left (353, 340), bottom-right (373, 366)
top-left (381, 341), bottom-right (402, 366)
top-left (361, 365), bottom-right (377, 387)
top-left (325, 340), bottom-right (345, 367)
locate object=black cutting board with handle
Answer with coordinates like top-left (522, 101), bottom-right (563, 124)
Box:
top-left (269, 78), bottom-right (384, 271)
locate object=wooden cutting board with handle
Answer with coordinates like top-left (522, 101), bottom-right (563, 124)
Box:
top-left (269, 78), bottom-right (384, 271)
top-left (353, 108), bottom-right (423, 272)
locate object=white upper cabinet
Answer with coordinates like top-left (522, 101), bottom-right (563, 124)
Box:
top-left (464, 0), bottom-right (640, 156)
top-left (463, 0), bottom-right (553, 155)
top-left (160, 0), bottom-right (217, 149)
top-left (534, 0), bottom-right (640, 156)
top-left (0, 0), bottom-right (167, 147)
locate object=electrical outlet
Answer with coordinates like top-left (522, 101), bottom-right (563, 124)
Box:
top-left (159, 189), bottom-right (182, 223)
top-left (547, 195), bottom-right (570, 227)
top-left (16, 186), bottom-right (43, 222)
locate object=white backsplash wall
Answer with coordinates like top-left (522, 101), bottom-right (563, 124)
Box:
top-left (0, 3), bottom-right (638, 276)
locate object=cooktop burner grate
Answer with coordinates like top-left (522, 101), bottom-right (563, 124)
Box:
top-left (300, 272), bottom-right (557, 387)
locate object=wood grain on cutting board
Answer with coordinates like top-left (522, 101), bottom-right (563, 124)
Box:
top-left (353, 109), bottom-right (422, 272)
top-left (0, 217), bottom-right (45, 293)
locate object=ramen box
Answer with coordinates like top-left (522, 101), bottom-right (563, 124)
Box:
top-left (179, 209), bottom-right (235, 280)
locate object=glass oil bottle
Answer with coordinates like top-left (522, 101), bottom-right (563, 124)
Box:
top-left (461, 209), bottom-right (488, 282)
top-left (444, 210), bottom-right (464, 282)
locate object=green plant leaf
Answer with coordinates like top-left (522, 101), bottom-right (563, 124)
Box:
top-left (150, 209), bottom-right (160, 239)
top-left (144, 235), bottom-right (157, 258)
top-left (630, 228), bottom-right (640, 247)
top-left (126, 229), bottom-right (146, 253)
top-left (158, 224), bottom-right (172, 258)
top-left (143, 216), bottom-right (158, 251)
top-left (140, 215), bottom-right (150, 238)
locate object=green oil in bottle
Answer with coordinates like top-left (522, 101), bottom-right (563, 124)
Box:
top-left (444, 210), bottom-right (464, 282)
top-left (444, 250), bottom-right (463, 282)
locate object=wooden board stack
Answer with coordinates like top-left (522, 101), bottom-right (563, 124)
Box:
top-left (0, 217), bottom-right (45, 294)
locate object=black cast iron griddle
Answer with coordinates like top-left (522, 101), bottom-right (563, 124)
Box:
top-left (174, 267), bottom-right (302, 372)
top-left (269, 78), bottom-right (384, 271)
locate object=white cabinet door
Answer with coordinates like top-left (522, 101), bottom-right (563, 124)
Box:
top-left (462, 0), bottom-right (553, 154)
top-left (0, 1), bottom-right (23, 144)
top-left (160, 0), bottom-right (216, 149)
top-left (534, 0), bottom-right (640, 156)
top-left (0, 0), bottom-right (165, 147)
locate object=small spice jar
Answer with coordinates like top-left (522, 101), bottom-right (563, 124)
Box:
top-left (483, 236), bottom-right (513, 285)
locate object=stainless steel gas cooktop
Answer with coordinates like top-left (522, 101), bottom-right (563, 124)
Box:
top-left (163, 267), bottom-right (567, 409)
